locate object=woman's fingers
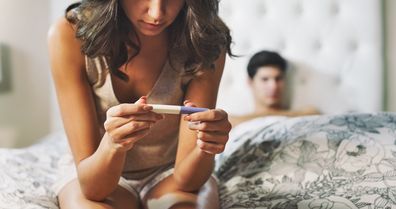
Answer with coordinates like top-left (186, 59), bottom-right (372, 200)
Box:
top-left (182, 108), bottom-right (232, 155)
top-left (122, 128), bottom-right (152, 144)
top-left (135, 96), bottom-right (148, 104)
top-left (183, 100), bottom-right (196, 107)
top-left (106, 103), bottom-right (153, 117)
top-left (104, 96), bottom-right (166, 151)
top-left (187, 119), bottom-right (231, 133)
top-left (109, 120), bottom-right (154, 142)
top-left (111, 128), bottom-right (152, 151)
top-left (196, 139), bottom-right (225, 155)
top-left (194, 129), bottom-right (229, 155)
top-left (196, 130), bottom-right (229, 144)
top-left (106, 95), bottom-right (157, 118)
top-left (104, 113), bottom-right (163, 131)
top-left (184, 109), bottom-right (227, 122)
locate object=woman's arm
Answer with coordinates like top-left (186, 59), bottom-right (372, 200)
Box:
top-left (48, 17), bottom-right (161, 201)
top-left (48, 17), bottom-right (126, 200)
top-left (173, 51), bottom-right (231, 192)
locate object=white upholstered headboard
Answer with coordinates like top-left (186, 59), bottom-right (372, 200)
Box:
top-left (217, 0), bottom-right (384, 115)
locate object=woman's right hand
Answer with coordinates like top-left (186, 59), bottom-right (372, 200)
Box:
top-left (104, 96), bottom-right (164, 152)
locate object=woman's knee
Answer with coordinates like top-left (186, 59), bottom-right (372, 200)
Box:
top-left (58, 180), bottom-right (93, 209)
top-left (196, 176), bottom-right (219, 209)
top-left (145, 192), bottom-right (197, 209)
top-left (58, 179), bottom-right (139, 209)
top-left (144, 176), bottom-right (219, 209)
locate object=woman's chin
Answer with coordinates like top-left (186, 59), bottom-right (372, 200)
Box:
top-left (136, 23), bottom-right (167, 37)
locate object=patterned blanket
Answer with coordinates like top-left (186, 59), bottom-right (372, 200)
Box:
top-left (216, 113), bottom-right (396, 209)
top-left (1, 113), bottom-right (395, 209)
top-left (0, 132), bottom-right (67, 209)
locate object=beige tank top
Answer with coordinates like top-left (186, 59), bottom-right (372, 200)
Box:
top-left (85, 56), bottom-right (193, 180)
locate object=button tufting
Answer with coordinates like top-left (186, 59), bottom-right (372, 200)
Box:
top-left (278, 40), bottom-right (286, 51)
top-left (334, 75), bottom-right (342, 85)
top-left (294, 3), bottom-right (303, 16)
top-left (257, 3), bottom-right (267, 16)
top-left (348, 41), bottom-right (358, 52)
top-left (331, 3), bottom-right (340, 16)
top-left (242, 41), bottom-right (251, 52)
top-left (313, 40), bottom-right (323, 51)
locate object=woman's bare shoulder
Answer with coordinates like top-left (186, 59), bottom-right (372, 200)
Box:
top-left (48, 17), bottom-right (85, 74)
top-left (48, 16), bottom-right (78, 46)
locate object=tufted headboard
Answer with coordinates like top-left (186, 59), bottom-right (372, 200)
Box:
top-left (216, 0), bottom-right (384, 115)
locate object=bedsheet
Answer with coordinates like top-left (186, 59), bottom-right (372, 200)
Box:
top-left (0, 132), bottom-right (67, 209)
top-left (1, 113), bottom-right (396, 209)
top-left (216, 113), bottom-right (396, 209)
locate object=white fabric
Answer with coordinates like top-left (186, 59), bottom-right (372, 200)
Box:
top-left (217, 0), bottom-right (383, 115)
top-left (215, 116), bottom-right (288, 171)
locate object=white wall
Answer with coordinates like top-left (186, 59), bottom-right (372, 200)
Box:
top-left (0, 0), bottom-right (75, 148)
top-left (386, 0), bottom-right (396, 112)
top-left (0, 0), bottom-right (51, 147)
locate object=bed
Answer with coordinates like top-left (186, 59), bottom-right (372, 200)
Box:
top-left (0, 0), bottom-right (388, 208)
top-left (216, 113), bottom-right (396, 209)
top-left (0, 133), bottom-right (66, 209)
top-left (1, 113), bottom-right (396, 209)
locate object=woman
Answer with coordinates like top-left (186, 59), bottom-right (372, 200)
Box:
top-left (48, 0), bottom-right (233, 208)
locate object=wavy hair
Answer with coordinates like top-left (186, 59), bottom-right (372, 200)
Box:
top-left (66, 0), bottom-right (233, 80)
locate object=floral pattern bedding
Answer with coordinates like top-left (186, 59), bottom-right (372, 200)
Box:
top-left (0, 133), bottom-right (67, 209)
top-left (216, 113), bottom-right (396, 209)
top-left (0, 113), bottom-right (395, 209)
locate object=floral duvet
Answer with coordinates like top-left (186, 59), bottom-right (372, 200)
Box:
top-left (216, 113), bottom-right (396, 209)
top-left (1, 113), bottom-right (396, 209)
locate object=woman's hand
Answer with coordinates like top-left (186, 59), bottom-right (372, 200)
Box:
top-left (104, 96), bottom-right (164, 152)
top-left (183, 101), bottom-right (232, 155)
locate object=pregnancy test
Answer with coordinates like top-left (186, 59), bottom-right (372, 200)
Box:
top-left (149, 104), bottom-right (208, 114)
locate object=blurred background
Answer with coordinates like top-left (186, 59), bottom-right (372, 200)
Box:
top-left (0, 0), bottom-right (76, 147)
top-left (0, 0), bottom-right (395, 148)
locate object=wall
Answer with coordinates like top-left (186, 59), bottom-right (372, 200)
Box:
top-left (386, 0), bottom-right (396, 111)
top-left (0, 0), bottom-right (51, 147)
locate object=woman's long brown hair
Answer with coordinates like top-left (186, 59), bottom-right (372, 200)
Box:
top-left (66, 0), bottom-right (233, 80)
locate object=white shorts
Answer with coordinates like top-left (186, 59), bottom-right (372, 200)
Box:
top-left (52, 153), bottom-right (174, 199)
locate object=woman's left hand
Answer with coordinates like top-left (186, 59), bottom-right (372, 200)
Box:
top-left (183, 101), bottom-right (232, 155)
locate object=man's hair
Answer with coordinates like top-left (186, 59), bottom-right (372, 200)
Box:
top-left (247, 50), bottom-right (288, 79)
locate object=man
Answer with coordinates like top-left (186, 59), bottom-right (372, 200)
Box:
top-left (230, 50), bottom-right (319, 126)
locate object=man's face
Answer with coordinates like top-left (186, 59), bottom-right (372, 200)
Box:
top-left (249, 66), bottom-right (285, 109)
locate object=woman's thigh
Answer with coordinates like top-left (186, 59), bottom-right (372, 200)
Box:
top-left (143, 175), bottom-right (219, 209)
top-left (58, 179), bottom-right (140, 209)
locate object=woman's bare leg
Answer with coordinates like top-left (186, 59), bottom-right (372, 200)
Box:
top-left (58, 179), bottom-right (140, 209)
top-left (196, 177), bottom-right (219, 209)
top-left (143, 176), bottom-right (219, 209)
